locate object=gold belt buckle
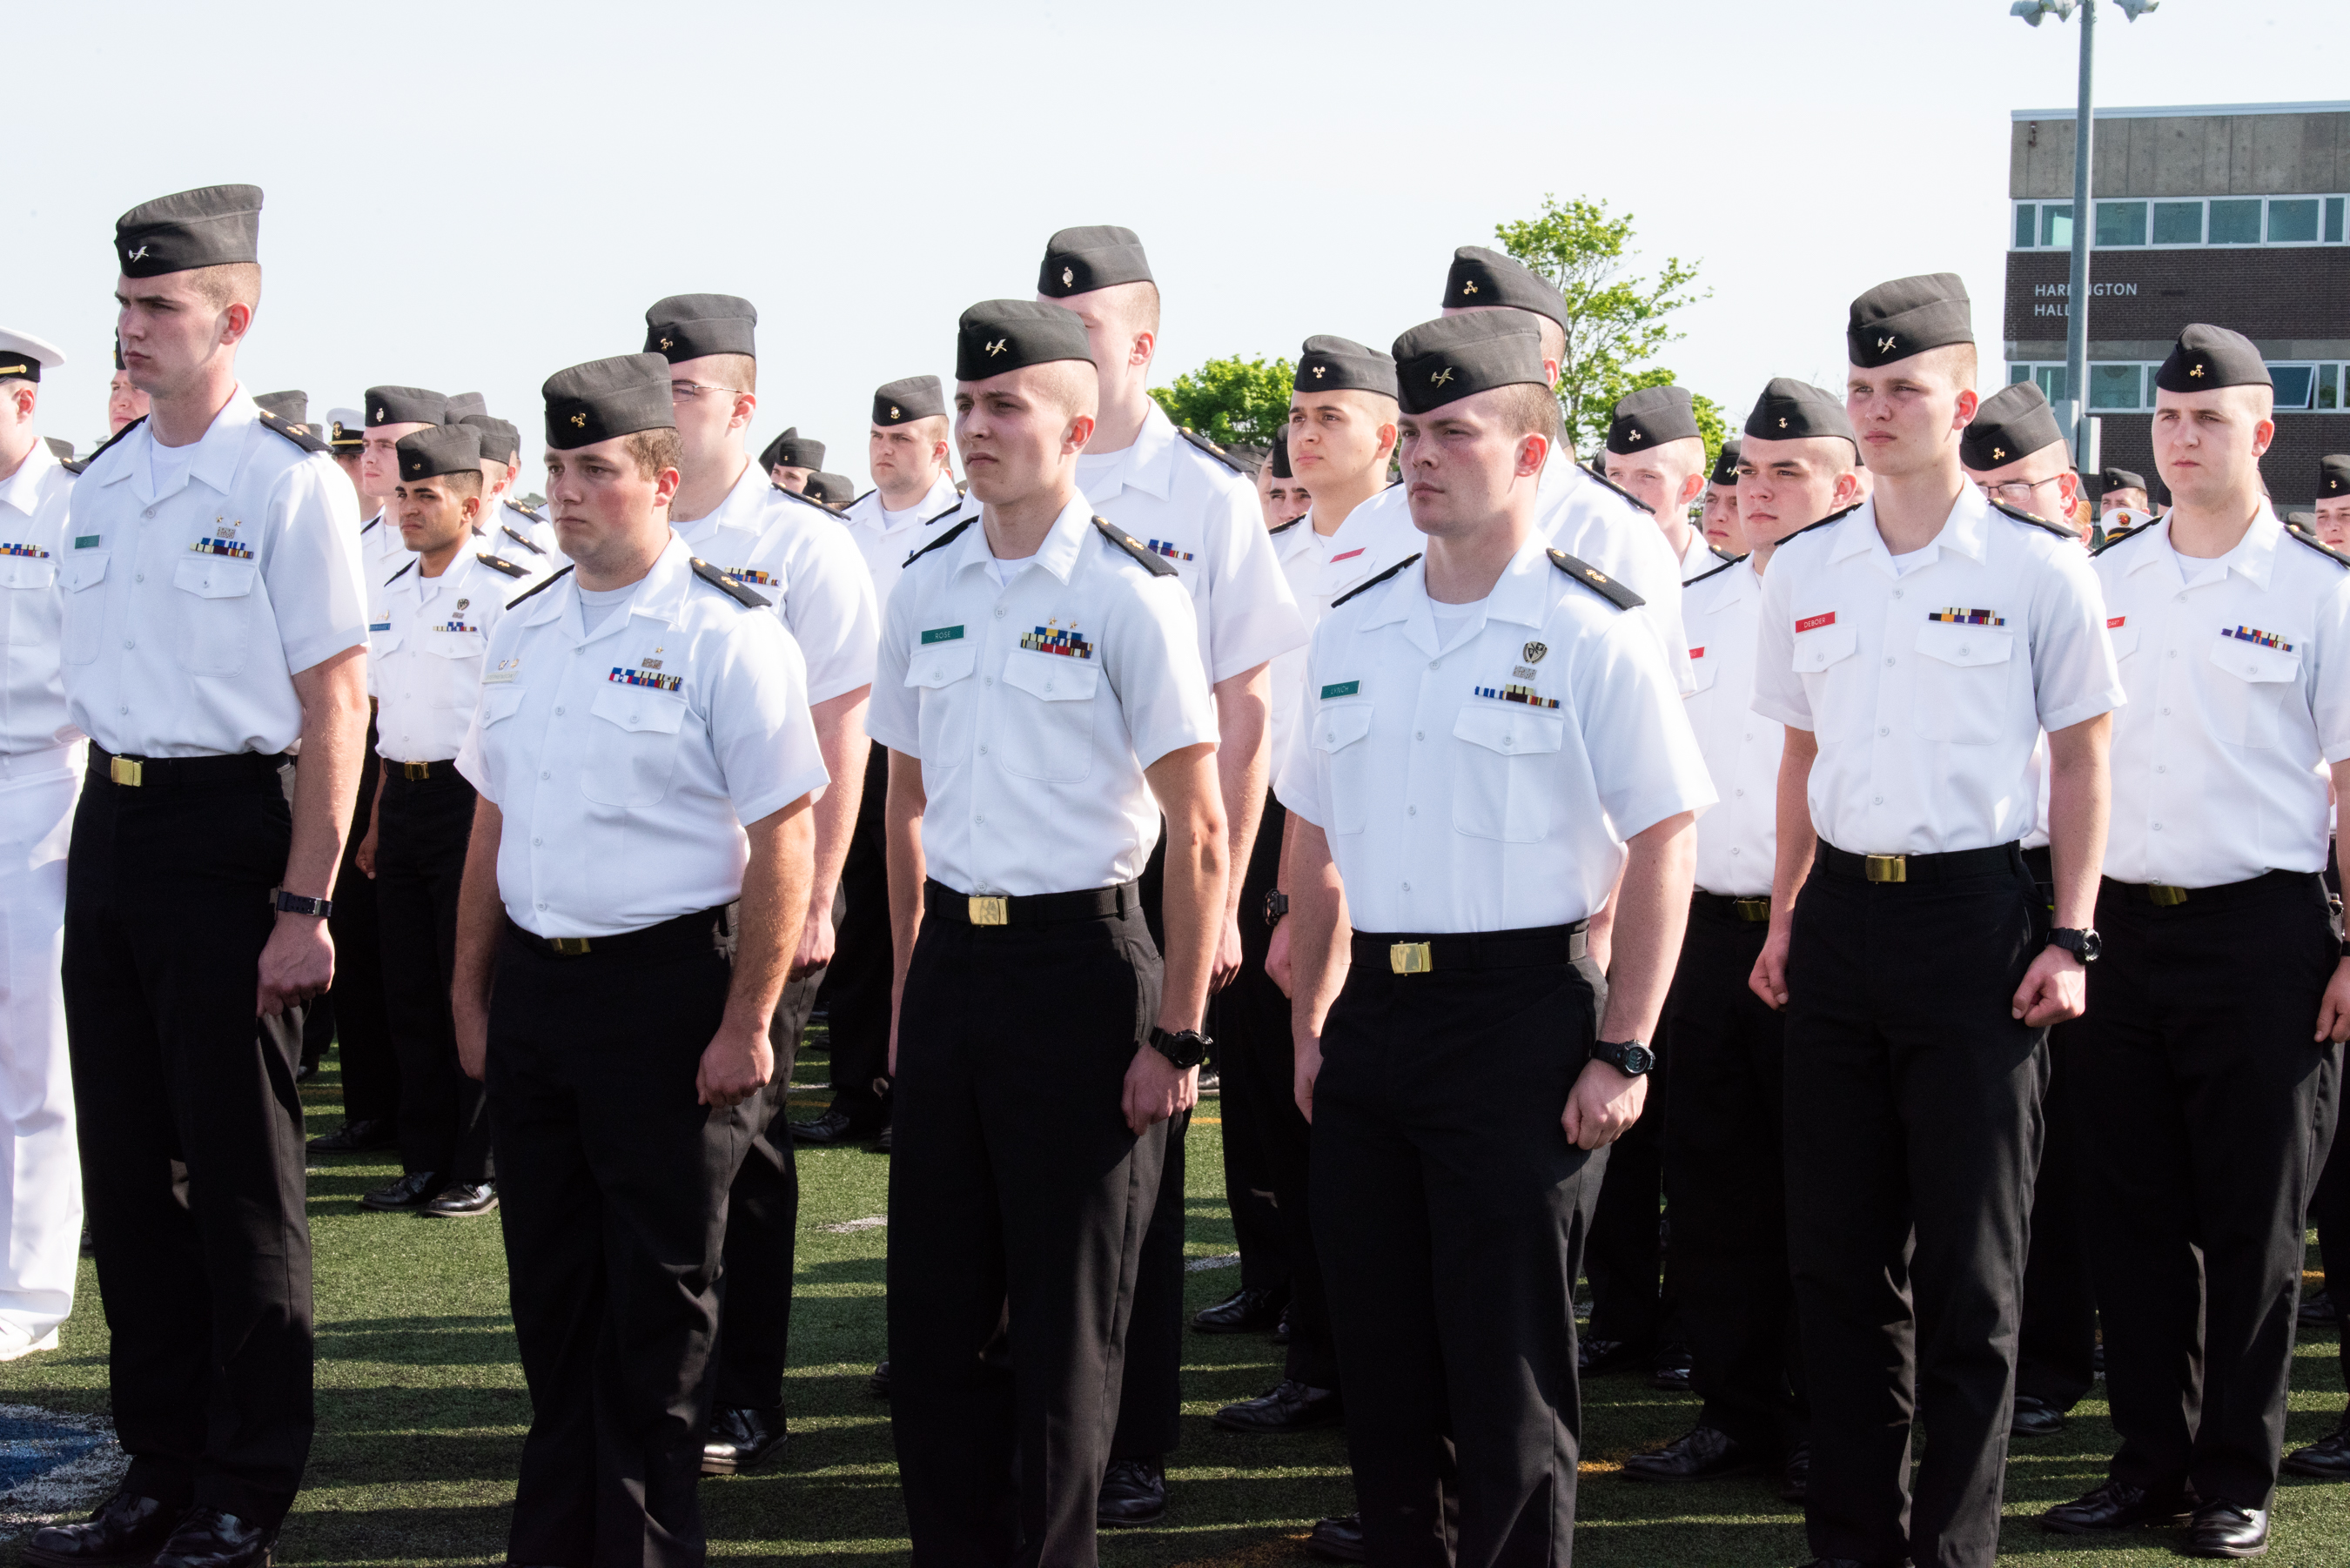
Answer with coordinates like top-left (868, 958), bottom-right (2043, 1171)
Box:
top-left (1864, 854), bottom-right (1906, 883)
top-left (1390, 941), bottom-right (1434, 975)
top-left (1733, 898), bottom-right (1771, 921)
top-left (109, 755), bottom-right (143, 787)
top-left (969, 896), bottom-right (1009, 927)
top-left (550, 936), bottom-right (592, 955)
top-left (2147, 884), bottom-right (2189, 907)
top-left (404, 761), bottom-right (432, 781)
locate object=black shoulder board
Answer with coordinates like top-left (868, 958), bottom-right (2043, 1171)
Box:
top-left (385, 558), bottom-right (416, 586)
top-left (2089, 521), bottom-right (2155, 558)
top-left (505, 498), bottom-right (546, 524)
top-left (905, 515), bottom-right (975, 567)
top-left (1091, 515), bottom-right (1178, 576)
top-left (919, 497), bottom-right (966, 528)
top-left (955, 478), bottom-right (970, 496)
top-left (1548, 549), bottom-right (1646, 610)
top-left (76, 415), bottom-right (144, 473)
top-left (1708, 544), bottom-right (1736, 564)
top-left (1685, 553), bottom-right (1747, 586)
top-left (1332, 553), bottom-right (1421, 608)
top-left (1267, 516), bottom-right (1305, 536)
top-left (1989, 496), bottom-right (2078, 541)
top-left (258, 409), bottom-right (328, 453)
top-left (774, 485), bottom-right (835, 518)
top-left (477, 553), bottom-right (528, 580)
top-left (507, 563), bottom-right (574, 609)
top-left (500, 523), bottom-right (547, 556)
top-left (1177, 427), bottom-right (1247, 475)
top-left (690, 557), bottom-right (771, 608)
top-left (2286, 526), bottom-right (2350, 571)
top-left (1579, 461), bottom-right (1655, 516)
top-left (1787, 501), bottom-right (1864, 542)
top-left (61, 456), bottom-right (91, 475)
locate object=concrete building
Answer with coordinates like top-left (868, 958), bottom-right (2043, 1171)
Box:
top-left (2004, 101), bottom-right (2350, 507)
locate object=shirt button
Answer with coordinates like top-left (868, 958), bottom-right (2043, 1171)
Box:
top-left (2157, 764), bottom-right (2166, 774)
top-left (978, 745), bottom-right (988, 756)
top-left (1957, 645), bottom-right (1971, 656)
top-left (1401, 881), bottom-right (1412, 893)
top-left (1501, 736), bottom-right (1514, 750)
top-left (1415, 731), bottom-right (1425, 741)
top-left (134, 573), bottom-right (144, 583)
top-left (2168, 650), bottom-right (2177, 658)
top-left (975, 814), bottom-right (986, 825)
top-left (2153, 822), bottom-right (2163, 831)
top-left (536, 901), bottom-right (547, 909)
top-left (984, 677), bottom-right (993, 687)
top-left (1893, 589), bottom-right (1904, 600)
top-left (1884, 657), bottom-right (1896, 667)
top-left (554, 707), bottom-right (565, 716)
top-left (118, 706), bottom-right (128, 716)
top-left (533, 837), bottom-right (543, 846)
top-left (124, 640), bottom-right (134, 648)
top-left (1407, 804), bottom-right (1417, 815)
top-left (1874, 794), bottom-right (1884, 805)
top-left (2162, 707), bottom-right (2171, 716)
top-left (993, 606), bottom-right (1005, 619)
top-left (540, 770), bottom-right (551, 780)
top-left (1730, 847), bottom-right (1741, 855)
top-left (1734, 788), bottom-right (1744, 797)
top-left (1879, 727), bottom-right (1890, 736)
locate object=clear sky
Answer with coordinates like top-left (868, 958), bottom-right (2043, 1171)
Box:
top-left (12, 0), bottom-right (2336, 492)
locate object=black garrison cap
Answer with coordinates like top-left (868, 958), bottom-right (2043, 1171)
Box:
top-left (762, 428), bottom-right (823, 469)
top-left (873, 375), bottom-right (946, 426)
top-left (1744, 379), bottom-right (1856, 446)
top-left (367, 386), bottom-right (447, 427)
top-left (112, 335), bottom-right (124, 372)
top-left (1391, 314), bottom-right (1548, 416)
top-left (1296, 335), bottom-right (1400, 399)
top-left (645, 293), bottom-right (757, 362)
top-left (326, 408), bottom-right (365, 450)
top-left (395, 422), bottom-right (482, 480)
top-left (1848, 273), bottom-right (1972, 368)
top-left (114, 184), bottom-right (263, 277)
top-left (2154, 324), bottom-right (2271, 392)
top-left (2099, 466), bottom-right (2147, 493)
top-left (461, 414), bottom-right (520, 466)
top-left (957, 298), bottom-right (1095, 382)
top-left (803, 472), bottom-right (856, 506)
top-left (2320, 455), bottom-right (2350, 499)
top-left (1269, 428), bottom-right (1292, 479)
top-left (1037, 225), bottom-right (1153, 297)
top-left (1607, 385), bottom-right (1701, 454)
top-left (1709, 438), bottom-right (1742, 486)
top-left (445, 392), bottom-right (487, 419)
top-left (542, 353), bottom-right (675, 451)
top-left (1443, 246), bottom-right (1568, 331)
top-left (253, 390), bottom-right (307, 426)
top-left (1961, 381), bottom-right (2067, 470)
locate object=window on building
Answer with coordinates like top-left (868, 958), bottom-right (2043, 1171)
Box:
top-left (2040, 204), bottom-right (2073, 249)
top-left (2268, 198), bottom-right (2321, 244)
top-left (2330, 198), bottom-right (2347, 245)
top-left (2273, 365), bottom-right (2317, 410)
top-left (2010, 364), bottom-right (2034, 385)
top-left (2015, 204), bottom-right (2036, 249)
top-left (2151, 201), bottom-right (2204, 245)
top-left (2095, 201), bottom-right (2146, 246)
top-left (2320, 365), bottom-right (2342, 411)
top-left (2034, 365), bottom-right (2071, 405)
top-left (2088, 364), bottom-right (2143, 410)
top-left (2209, 199), bottom-right (2264, 244)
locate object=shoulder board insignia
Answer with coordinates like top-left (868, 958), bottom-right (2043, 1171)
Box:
top-left (1685, 553), bottom-right (1748, 586)
top-left (1708, 544), bottom-right (1736, 564)
top-left (1788, 501), bottom-right (1865, 542)
top-left (385, 558), bottom-right (416, 585)
top-left (504, 498), bottom-right (546, 523)
top-left (1332, 553), bottom-right (1421, 608)
top-left (1548, 548), bottom-right (1646, 610)
top-left (61, 456), bottom-right (91, 475)
top-left (258, 409), bottom-right (328, 452)
top-left (477, 552), bottom-right (528, 580)
top-left (1177, 427), bottom-right (1248, 475)
top-left (1989, 496), bottom-right (2078, 541)
top-left (905, 515), bottom-right (975, 567)
top-left (773, 485), bottom-right (835, 518)
top-left (78, 415), bottom-right (144, 472)
top-left (918, 498), bottom-right (967, 529)
top-left (500, 524), bottom-right (547, 555)
top-left (2285, 526), bottom-right (2350, 571)
top-left (507, 563), bottom-right (574, 609)
top-left (1579, 461), bottom-right (1655, 516)
top-left (1267, 517), bottom-right (1305, 536)
top-left (691, 556), bottom-right (770, 607)
top-left (1092, 515), bottom-right (1178, 576)
top-left (955, 478), bottom-right (970, 496)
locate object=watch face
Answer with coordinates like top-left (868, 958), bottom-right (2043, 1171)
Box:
top-left (1622, 1043), bottom-right (1655, 1075)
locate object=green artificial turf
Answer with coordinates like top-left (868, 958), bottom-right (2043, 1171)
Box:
top-left (3, 1040), bottom-right (2347, 1565)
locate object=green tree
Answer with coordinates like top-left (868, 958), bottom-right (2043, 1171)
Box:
top-left (1148, 354), bottom-right (1295, 448)
top-left (1493, 195), bottom-right (1714, 462)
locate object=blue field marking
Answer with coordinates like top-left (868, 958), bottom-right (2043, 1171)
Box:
top-left (0, 1412), bottom-right (104, 1492)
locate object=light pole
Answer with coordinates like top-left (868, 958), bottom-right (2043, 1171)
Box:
top-left (2011, 0), bottom-right (2159, 469)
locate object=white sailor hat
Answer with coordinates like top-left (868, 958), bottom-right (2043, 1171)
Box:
top-left (326, 407), bottom-right (366, 450)
top-left (0, 328), bottom-right (66, 382)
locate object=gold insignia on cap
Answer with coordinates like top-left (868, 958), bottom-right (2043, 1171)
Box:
top-left (2189, 363), bottom-right (2206, 378)
top-left (570, 412), bottom-right (587, 428)
top-left (1431, 367), bottom-right (1454, 387)
top-left (127, 244), bottom-right (149, 262)
top-left (1627, 429), bottom-right (1643, 443)
top-left (985, 338), bottom-right (1007, 356)
top-left (890, 405), bottom-right (900, 419)
top-left (1312, 365), bottom-right (1326, 379)
top-left (1877, 334), bottom-right (1897, 354)
top-left (660, 335), bottom-right (673, 351)
top-left (1523, 640), bottom-right (1548, 664)
top-left (1462, 280), bottom-right (1479, 296)
top-left (375, 406), bottom-right (386, 420)
top-left (1992, 446), bottom-right (2005, 460)
top-left (1778, 417), bottom-right (1788, 429)
top-left (1062, 265), bottom-right (1074, 287)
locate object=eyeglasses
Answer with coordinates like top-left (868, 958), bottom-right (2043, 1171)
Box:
top-left (1977, 475), bottom-right (2065, 506)
top-left (669, 380), bottom-right (746, 403)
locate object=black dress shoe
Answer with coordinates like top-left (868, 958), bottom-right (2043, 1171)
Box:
top-left (875, 1122), bottom-right (892, 1153)
top-left (789, 1107), bottom-right (878, 1146)
top-left (2011, 1394), bottom-right (2066, 1437)
top-left (1780, 1440), bottom-right (1810, 1503)
top-left (1212, 1380), bottom-right (1342, 1433)
top-left (2300, 1291), bottom-right (2340, 1328)
top-left (1578, 1337), bottom-right (1646, 1376)
top-left (2184, 1502), bottom-right (2268, 1558)
top-left (1306, 1512), bottom-right (1366, 1564)
top-left (24, 1489), bottom-right (180, 1566)
top-left (1096, 1457), bottom-right (1165, 1527)
top-left (153, 1508), bottom-right (272, 1568)
top-left (701, 1405), bottom-right (787, 1475)
top-left (1621, 1425), bottom-right (1769, 1484)
top-left (1272, 1305), bottom-right (1292, 1345)
top-left (869, 1359), bottom-right (890, 1397)
top-left (2282, 1415), bottom-right (2350, 1478)
top-left (1192, 1285), bottom-right (1286, 1335)
top-left (419, 1182), bottom-right (497, 1217)
top-left (360, 1170), bottom-right (440, 1211)
top-left (1195, 1068), bottom-right (1220, 1097)
top-left (2040, 1478), bottom-right (2194, 1533)
top-left (1652, 1346), bottom-right (1693, 1392)
top-left (307, 1117), bottom-right (397, 1155)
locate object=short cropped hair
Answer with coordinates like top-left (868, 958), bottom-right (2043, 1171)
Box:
top-left (1497, 381), bottom-right (1562, 444)
top-left (624, 426), bottom-right (684, 479)
top-left (702, 353), bottom-right (756, 395)
top-left (187, 262), bottom-right (262, 313)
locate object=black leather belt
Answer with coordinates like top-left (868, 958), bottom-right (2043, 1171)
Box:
top-left (386, 758), bottom-right (463, 782)
top-left (2103, 868), bottom-right (2320, 911)
top-left (1815, 839), bottom-right (2023, 885)
top-left (1350, 921), bottom-right (1588, 976)
top-left (89, 743), bottom-right (285, 790)
top-left (502, 907), bottom-right (728, 961)
top-left (1692, 890), bottom-right (1772, 922)
top-left (924, 878), bottom-right (1139, 928)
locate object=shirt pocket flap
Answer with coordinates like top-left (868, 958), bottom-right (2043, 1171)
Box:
top-left (1686, 652), bottom-right (1718, 694)
top-left (0, 557), bottom-right (57, 590)
top-left (1000, 650), bottom-right (1100, 702)
top-left (2107, 625), bottom-right (2140, 660)
top-left (422, 630), bottom-right (481, 658)
top-left (57, 552), bottom-right (106, 593)
top-left (173, 556), bottom-right (258, 600)
top-left (1453, 704), bottom-right (1566, 757)
top-left (1313, 700), bottom-right (1374, 754)
top-left (590, 683), bottom-right (688, 734)
top-left (479, 684), bottom-right (527, 725)
top-left (1791, 621), bottom-right (1856, 673)
top-left (1913, 621), bottom-right (2013, 668)
top-left (905, 640), bottom-right (977, 690)
top-left (2208, 635), bottom-right (2301, 685)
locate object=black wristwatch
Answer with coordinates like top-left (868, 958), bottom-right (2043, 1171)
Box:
top-left (272, 889), bottom-right (335, 919)
top-left (1148, 1026), bottom-right (1211, 1070)
top-left (1591, 1039), bottom-right (1655, 1077)
top-left (2048, 927), bottom-right (2102, 964)
top-left (1263, 888), bottom-right (1290, 928)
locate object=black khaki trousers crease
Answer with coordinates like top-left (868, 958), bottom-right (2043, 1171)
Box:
top-left (1783, 852), bottom-right (2047, 1568)
top-left (1212, 789), bottom-right (1292, 1304)
top-left (1583, 1024), bottom-right (1670, 1357)
top-left (2073, 873), bottom-right (2341, 1508)
top-left (330, 719), bottom-right (399, 1124)
top-left (488, 924), bottom-right (750, 1568)
top-left (2312, 1124), bottom-right (2350, 1404)
top-left (889, 900), bottom-right (1164, 1568)
top-left (1663, 897), bottom-right (1805, 1451)
top-left (1314, 956), bottom-right (1601, 1568)
top-left (375, 769), bottom-right (491, 1185)
top-left (1110, 828), bottom-right (1186, 1463)
top-left (814, 740), bottom-right (892, 1118)
top-left (2012, 848), bottom-right (2098, 1412)
top-left (63, 765), bottom-right (313, 1528)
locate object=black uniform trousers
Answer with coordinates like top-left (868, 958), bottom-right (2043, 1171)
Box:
top-left (1663, 895), bottom-right (1805, 1452)
top-left (814, 740), bottom-right (892, 1123)
top-left (2072, 872), bottom-right (2341, 1509)
top-left (889, 889), bottom-right (1165, 1567)
top-left (328, 719), bottom-right (399, 1124)
top-left (2312, 1126), bottom-right (2350, 1406)
top-left (1783, 844), bottom-right (2047, 1568)
top-left (1583, 1037), bottom-right (1669, 1358)
top-left (2012, 847), bottom-right (2098, 1414)
top-left (489, 912), bottom-right (752, 1568)
top-left (376, 767), bottom-right (491, 1185)
top-left (62, 754), bottom-right (314, 1528)
top-left (1314, 935), bottom-right (1601, 1566)
top-left (1213, 792), bottom-right (1292, 1304)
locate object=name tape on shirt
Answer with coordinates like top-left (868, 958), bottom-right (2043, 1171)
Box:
top-left (1689, 647), bottom-right (1705, 660)
top-left (2105, 616), bottom-right (2125, 629)
top-left (608, 667), bottom-right (682, 692)
top-left (73, 535), bottom-right (98, 550)
top-left (2224, 625), bottom-right (2292, 653)
top-left (1320, 680), bottom-right (1360, 699)
top-left (1474, 681), bottom-right (1561, 710)
top-left (920, 625), bottom-right (964, 645)
top-left (1794, 611), bottom-right (1836, 634)
top-left (368, 618), bottom-right (392, 632)
top-left (1020, 622), bottom-right (1094, 659)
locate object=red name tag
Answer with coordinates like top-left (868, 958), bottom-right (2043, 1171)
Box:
top-left (2106, 615), bottom-right (2125, 629)
top-left (1689, 646), bottom-right (1706, 659)
top-left (1331, 547), bottom-right (1366, 563)
top-left (1795, 612), bottom-right (1836, 634)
